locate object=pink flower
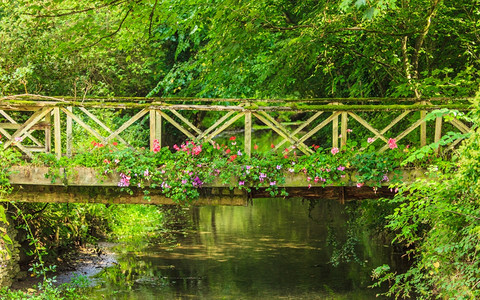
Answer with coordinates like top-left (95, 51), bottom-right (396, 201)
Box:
top-left (347, 129), bottom-right (353, 133)
top-left (153, 139), bottom-right (161, 153)
top-left (331, 147), bottom-right (339, 155)
top-left (239, 181), bottom-right (245, 186)
top-left (118, 173), bottom-right (131, 187)
top-left (356, 183), bottom-right (364, 188)
top-left (337, 166), bottom-right (345, 171)
top-left (388, 138), bottom-right (398, 149)
top-left (367, 137), bottom-right (375, 143)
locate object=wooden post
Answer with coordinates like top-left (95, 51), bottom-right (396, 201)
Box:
top-left (434, 116), bottom-right (442, 154)
top-left (150, 109), bottom-right (162, 150)
top-left (53, 108), bottom-right (61, 159)
top-left (245, 109), bottom-right (252, 158)
top-left (150, 109), bottom-right (156, 151)
top-left (341, 112), bottom-right (348, 147)
top-left (45, 110), bottom-right (51, 153)
top-left (420, 101), bottom-right (427, 146)
top-left (155, 111), bottom-right (162, 148)
top-left (332, 109), bottom-right (339, 149)
top-left (66, 107), bottom-right (73, 157)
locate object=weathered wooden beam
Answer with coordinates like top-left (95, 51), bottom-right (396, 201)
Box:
top-left (60, 107), bottom-right (107, 144)
top-left (3, 94), bottom-right (473, 104)
top-left (2, 107), bottom-right (53, 150)
top-left (204, 112), bottom-right (245, 142)
top-left (169, 109), bottom-right (202, 135)
top-left (450, 118), bottom-right (471, 134)
top-left (379, 114), bottom-right (429, 152)
top-left (254, 111), bottom-right (312, 155)
top-left (295, 112), bottom-right (341, 147)
top-left (332, 111), bottom-right (339, 148)
top-left (348, 112), bottom-right (389, 143)
top-left (0, 122), bottom-right (51, 130)
top-left (106, 109), bottom-right (149, 142)
top-left (0, 110), bottom-right (44, 146)
top-left (245, 110), bottom-right (252, 158)
top-left (197, 111), bottom-right (237, 140)
top-left (7, 186), bottom-right (248, 206)
top-left (341, 112), bottom-right (348, 147)
top-left (78, 107), bottom-right (130, 147)
top-left (45, 111), bottom-right (52, 153)
top-left (420, 101), bottom-right (427, 146)
top-left (274, 111), bottom-right (323, 150)
top-left (149, 109), bottom-right (163, 150)
top-left (155, 111), bottom-right (162, 147)
top-left (434, 116), bottom-right (442, 154)
top-left (0, 100), bottom-right (472, 112)
top-left (53, 107), bottom-right (61, 159)
top-left (0, 127), bottom-right (34, 157)
top-left (66, 107), bottom-right (73, 157)
top-left (158, 111), bottom-right (196, 140)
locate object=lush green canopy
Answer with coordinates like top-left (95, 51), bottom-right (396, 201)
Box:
top-left (1, 0), bottom-right (479, 98)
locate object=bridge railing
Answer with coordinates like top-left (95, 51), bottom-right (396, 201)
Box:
top-left (0, 95), bottom-right (473, 159)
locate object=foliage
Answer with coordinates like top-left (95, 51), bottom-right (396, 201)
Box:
top-left (371, 95), bottom-right (480, 299)
top-left (0, 1), bottom-right (478, 99)
top-left (0, 274), bottom-right (90, 299)
top-left (29, 135), bottom-right (411, 205)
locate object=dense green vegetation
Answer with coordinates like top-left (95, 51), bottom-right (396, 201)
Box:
top-left (0, 0), bottom-right (480, 298)
top-left (0, 0), bottom-right (478, 98)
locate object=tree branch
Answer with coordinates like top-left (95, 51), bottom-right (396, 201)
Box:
top-left (149, 0), bottom-right (159, 38)
top-left (26, 0), bottom-right (128, 18)
top-left (411, 0), bottom-right (442, 79)
top-left (81, 5), bottom-right (134, 49)
top-left (262, 23), bottom-right (421, 37)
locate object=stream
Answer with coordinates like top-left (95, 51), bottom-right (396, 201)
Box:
top-left (81, 198), bottom-right (399, 299)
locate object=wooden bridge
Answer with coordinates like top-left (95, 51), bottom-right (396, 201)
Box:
top-left (0, 95), bottom-right (473, 205)
top-left (0, 95), bottom-right (472, 158)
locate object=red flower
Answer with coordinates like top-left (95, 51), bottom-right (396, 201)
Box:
top-left (112, 142), bottom-right (118, 146)
top-left (226, 149), bottom-right (231, 154)
top-left (229, 136), bottom-right (236, 141)
top-left (229, 154), bottom-right (237, 161)
top-left (254, 144), bottom-right (258, 150)
top-left (271, 143), bottom-right (275, 149)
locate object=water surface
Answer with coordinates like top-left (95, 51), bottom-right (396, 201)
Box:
top-left (89, 198), bottom-right (397, 299)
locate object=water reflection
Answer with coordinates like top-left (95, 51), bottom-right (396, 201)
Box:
top-left (89, 198), bottom-right (396, 299)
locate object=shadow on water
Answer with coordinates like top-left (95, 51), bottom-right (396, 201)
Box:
top-left (87, 198), bottom-right (402, 299)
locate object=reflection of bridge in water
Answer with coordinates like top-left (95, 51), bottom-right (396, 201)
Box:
top-left (1, 95), bottom-right (473, 205)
